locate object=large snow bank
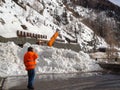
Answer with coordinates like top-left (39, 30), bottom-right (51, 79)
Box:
top-left (0, 42), bottom-right (101, 77)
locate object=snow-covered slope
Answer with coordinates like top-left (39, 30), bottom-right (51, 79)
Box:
top-left (0, 0), bottom-right (108, 51)
top-left (0, 0), bottom-right (55, 40)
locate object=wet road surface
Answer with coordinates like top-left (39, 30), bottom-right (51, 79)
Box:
top-left (2, 71), bottom-right (120, 90)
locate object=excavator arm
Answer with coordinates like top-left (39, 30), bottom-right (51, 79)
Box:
top-left (47, 31), bottom-right (59, 47)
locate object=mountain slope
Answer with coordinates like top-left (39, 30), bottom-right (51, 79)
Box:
top-left (1, 0), bottom-right (120, 52)
top-left (63, 0), bottom-right (120, 44)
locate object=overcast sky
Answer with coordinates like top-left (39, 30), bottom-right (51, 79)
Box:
top-left (109, 0), bottom-right (120, 6)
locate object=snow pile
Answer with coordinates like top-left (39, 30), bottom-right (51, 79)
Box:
top-left (0, 42), bottom-right (101, 77)
top-left (0, 42), bottom-right (25, 77)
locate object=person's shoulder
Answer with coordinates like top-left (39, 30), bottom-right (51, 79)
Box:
top-left (33, 52), bottom-right (38, 54)
top-left (33, 52), bottom-right (38, 56)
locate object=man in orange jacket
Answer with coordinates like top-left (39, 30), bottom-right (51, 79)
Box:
top-left (24, 46), bottom-right (38, 90)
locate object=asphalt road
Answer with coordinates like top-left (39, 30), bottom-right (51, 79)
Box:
top-left (2, 71), bottom-right (120, 90)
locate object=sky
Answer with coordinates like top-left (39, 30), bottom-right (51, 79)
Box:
top-left (109, 0), bottom-right (120, 6)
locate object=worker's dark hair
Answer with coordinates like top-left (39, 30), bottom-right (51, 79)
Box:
top-left (28, 46), bottom-right (33, 51)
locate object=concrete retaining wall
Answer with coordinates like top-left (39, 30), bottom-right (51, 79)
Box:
top-left (0, 36), bottom-right (37, 45)
top-left (53, 42), bottom-right (81, 52)
top-left (0, 36), bottom-right (81, 52)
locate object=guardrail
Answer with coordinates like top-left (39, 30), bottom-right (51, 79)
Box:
top-left (16, 30), bottom-right (47, 39)
top-left (95, 58), bottom-right (120, 63)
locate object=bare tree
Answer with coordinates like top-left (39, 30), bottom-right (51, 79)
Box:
top-left (105, 19), bottom-right (117, 60)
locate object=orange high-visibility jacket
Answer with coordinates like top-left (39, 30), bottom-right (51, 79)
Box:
top-left (24, 51), bottom-right (38, 70)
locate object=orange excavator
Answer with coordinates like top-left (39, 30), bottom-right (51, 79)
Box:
top-left (47, 31), bottom-right (59, 47)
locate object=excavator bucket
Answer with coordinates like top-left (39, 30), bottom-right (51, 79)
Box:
top-left (47, 32), bottom-right (59, 47)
